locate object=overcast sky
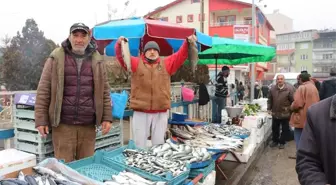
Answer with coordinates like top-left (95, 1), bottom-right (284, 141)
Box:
top-left (0, 0), bottom-right (335, 44)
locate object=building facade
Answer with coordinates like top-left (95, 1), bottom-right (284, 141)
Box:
top-left (266, 10), bottom-right (294, 42)
top-left (275, 30), bottom-right (318, 73)
top-left (312, 29), bottom-right (336, 78)
top-left (145, 0), bottom-right (275, 81)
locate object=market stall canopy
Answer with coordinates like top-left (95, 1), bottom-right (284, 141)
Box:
top-left (197, 36), bottom-right (276, 65)
top-left (92, 17), bottom-right (212, 56)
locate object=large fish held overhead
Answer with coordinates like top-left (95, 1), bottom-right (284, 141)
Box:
top-left (121, 38), bottom-right (132, 72)
top-left (188, 35), bottom-right (199, 76)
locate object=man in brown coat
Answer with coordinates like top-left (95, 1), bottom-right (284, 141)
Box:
top-left (34, 23), bottom-right (113, 162)
top-left (290, 73), bottom-right (319, 149)
top-left (267, 74), bottom-right (295, 149)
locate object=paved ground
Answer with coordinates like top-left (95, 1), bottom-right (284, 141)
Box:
top-left (244, 141), bottom-right (300, 185)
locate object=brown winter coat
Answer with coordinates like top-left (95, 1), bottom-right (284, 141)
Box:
top-left (130, 58), bottom-right (171, 111)
top-left (34, 46), bottom-right (112, 128)
top-left (267, 83), bottom-right (295, 119)
top-left (290, 81), bottom-right (319, 128)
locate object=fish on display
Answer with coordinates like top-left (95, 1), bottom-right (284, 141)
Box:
top-left (103, 171), bottom-right (165, 185)
top-left (169, 125), bottom-right (244, 151)
top-left (121, 38), bottom-right (132, 72)
top-left (188, 35), bottom-right (198, 76)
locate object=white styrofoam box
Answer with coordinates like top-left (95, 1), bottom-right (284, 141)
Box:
top-left (0, 149), bottom-right (36, 176)
top-left (249, 127), bottom-right (257, 146)
top-left (256, 126), bottom-right (265, 144)
top-left (252, 98), bottom-right (268, 112)
top-left (224, 143), bottom-right (256, 163)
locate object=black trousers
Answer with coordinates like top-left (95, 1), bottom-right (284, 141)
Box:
top-left (272, 118), bottom-right (290, 144)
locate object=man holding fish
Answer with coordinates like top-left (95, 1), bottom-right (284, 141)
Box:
top-left (115, 35), bottom-right (198, 148)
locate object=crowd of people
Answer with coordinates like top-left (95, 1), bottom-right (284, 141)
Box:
top-left (267, 69), bottom-right (336, 185)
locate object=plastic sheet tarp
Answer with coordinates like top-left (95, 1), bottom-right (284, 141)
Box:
top-left (37, 158), bottom-right (102, 185)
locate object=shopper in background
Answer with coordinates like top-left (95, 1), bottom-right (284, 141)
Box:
top-left (237, 81), bottom-right (245, 101)
top-left (267, 74), bottom-right (295, 149)
top-left (214, 66), bottom-right (230, 123)
top-left (35, 23), bottom-right (113, 162)
top-left (319, 68), bottom-right (336, 100)
top-left (289, 73), bottom-right (319, 158)
top-left (229, 83), bottom-right (237, 106)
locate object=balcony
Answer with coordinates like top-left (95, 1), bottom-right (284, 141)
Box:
top-left (210, 20), bottom-right (252, 27)
top-left (312, 72), bottom-right (330, 78)
top-left (312, 58), bottom-right (336, 64)
top-left (209, 21), bottom-right (252, 38)
top-left (313, 47), bottom-right (336, 52)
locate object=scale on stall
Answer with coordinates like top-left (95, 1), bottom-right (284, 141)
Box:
top-left (222, 106), bottom-right (244, 125)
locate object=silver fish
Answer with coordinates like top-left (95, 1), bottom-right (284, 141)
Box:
top-left (188, 37), bottom-right (198, 76)
top-left (121, 39), bottom-right (132, 72)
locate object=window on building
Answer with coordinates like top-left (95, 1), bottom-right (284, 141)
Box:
top-left (300, 43), bottom-right (308, 49)
top-left (323, 54), bottom-right (333, 59)
top-left (187, 14), bottom-right (194, 22)
top-left (323, 43), bottom-right (333, 48)
top-left (176, 16), bottom-right (182, 23)
top-left (191, 0), bottom-right (200, 2)
top-left (300, 54), bottom-right (308, 60)
top-left (160, 17), bottom-right (168, 22)
top-left (217, 15), bottom-right (235, 25)
top-left (226, 15), bottom-right (235, 24)
top-left (301, 66), bottom-right (307, 71)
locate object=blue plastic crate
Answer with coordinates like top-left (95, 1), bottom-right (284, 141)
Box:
top-left (189, 160), bottom-right (215, 183)
top-left (67, 151), bottom-right (123, 182)
top-left (104, 140), bottom-right (190, 185)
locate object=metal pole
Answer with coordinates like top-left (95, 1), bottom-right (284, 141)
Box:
top-left (250, 0), bottom-right (256, 102)
top-left (200, 0), bottom-right (204, 33)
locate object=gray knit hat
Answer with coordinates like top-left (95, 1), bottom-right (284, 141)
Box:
top-left (144, 41), bottom-right (160, 53)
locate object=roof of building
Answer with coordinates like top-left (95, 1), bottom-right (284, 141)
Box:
top-left (144, 0), bottom-right (274, 31)
top-left (276, 29), bottom-right (318, 36)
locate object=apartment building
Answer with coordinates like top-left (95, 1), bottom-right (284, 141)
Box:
top-left (276, 30), bottom-right (319, 73)
top-left (312, 29), bottom-right (336, 78)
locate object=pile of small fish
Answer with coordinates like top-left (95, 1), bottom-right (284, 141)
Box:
top-left (0, 166), bottom-right (81, 185)
top-left (149, 140), bottom-right (212, 163)
top-left (169, 125), bottom-right (244, 151)
top-left (103, 171), bottom-right (166, 185)
top-left (123, 148), bottom-right (188, 177)
top-left (203, 124), bottom-right (250, 137)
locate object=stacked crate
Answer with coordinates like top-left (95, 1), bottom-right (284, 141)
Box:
top-left (14, 104), bottom-right (54, 162)
top-left (14, 104), bottom-right (123, 162)
top-left (95, 119), bottom-right (123, 151)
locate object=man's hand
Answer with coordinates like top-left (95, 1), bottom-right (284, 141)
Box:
top-left (101, 121), bottom-right (112, 135)
top-left (187, 35), bottom-right (197, 43)
top-left (37, 126), bottom-right (49, 138)
top-left (117, 36), bottom-right (128, 43)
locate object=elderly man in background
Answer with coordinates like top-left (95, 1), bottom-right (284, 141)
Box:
top-left (267, 74), bottom-right (295, 149)
top-left (115, 35), bottom-right (197, 148)
top-left (289, 73), bottom-right (319, 159)
top-left (35, 23), bottom-right (113, 162)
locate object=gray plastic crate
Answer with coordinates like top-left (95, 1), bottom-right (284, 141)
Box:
top-left (14, 128), bottom-right (52, 143)
top-left (95, 135), bottom-right (121, 150)
top-left (14, 118), bottom-right (36, 131)
top-left (96, 125), bottom-right (121, 140)
top-left (96, 143), bottom-right (121, 151)
top-left (14, 139), bottom-right (53, 154)
top-left (14, 109), bottom-right (35, 119)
